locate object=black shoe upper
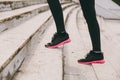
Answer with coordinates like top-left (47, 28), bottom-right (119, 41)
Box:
top-left (46, 32), bottom-right (69, 46)
top-left (78, 50), bottom-right (104, 62)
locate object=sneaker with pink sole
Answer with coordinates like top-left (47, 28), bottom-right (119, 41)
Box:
top-left (45, 32), bottom-right (71, 48)
top-left (78, 50), bottom-right (105, 65)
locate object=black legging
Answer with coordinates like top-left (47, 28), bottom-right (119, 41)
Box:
top-left (47, 0), bottom-right (66, 33)
top-left (47, 0), bottom-right (101, 51)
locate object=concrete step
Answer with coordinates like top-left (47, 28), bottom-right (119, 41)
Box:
top-left (13, 4), bottom-right (79, 80)
top-left (0, 0), bottom-right (46, 12)
top-left (97, 17), bottom-right (120, 78)
top-left (0, 3), bottom-right (77, 80)
top-left (95, 0), bottom-right (120, 19)
top-left (0, 3), bottom-right (49, 33)
top-left (0, 10), bottom-right (51, 80)
top-left (0, 2), bottom-right (74, 33)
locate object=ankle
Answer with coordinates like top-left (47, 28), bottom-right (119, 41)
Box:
top-left (57, 31), bottom-right (67, 34)
top-left (91, 50), bottom-right (103, 54)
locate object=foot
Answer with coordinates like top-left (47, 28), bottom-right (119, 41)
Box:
top-left (45, 32), bottom-right (71, 48)
top-left (78, 50), bottom-right (105, 65)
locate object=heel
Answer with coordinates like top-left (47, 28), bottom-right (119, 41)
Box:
top-left (63, 39), bottom-right (71, 44)
top-left (93, 60), bottom-right (105, 64)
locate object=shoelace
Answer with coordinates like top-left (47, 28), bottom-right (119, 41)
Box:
top-left (85, 50), bottom-right (102, 59)
top-left (51, 33), bottom-right (58, 42)
top-left (85, 51), bottom-right (94, 58)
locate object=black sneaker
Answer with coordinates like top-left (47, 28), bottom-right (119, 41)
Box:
top-left (78, 50), bottom-right (105, 64)
top-left (45, 32), bottom-right (71, 48)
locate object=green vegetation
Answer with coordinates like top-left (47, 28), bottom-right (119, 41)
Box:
top-left (112, 0), bottom-right (120, 6)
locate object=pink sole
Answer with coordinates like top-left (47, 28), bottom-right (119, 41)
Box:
top-left (78, 60), bottom-right (105, 65)
top-left (46, 38), bottom-right (71, 48)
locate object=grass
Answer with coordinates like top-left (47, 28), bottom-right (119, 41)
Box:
top-left (112, 0), bottom-right (120, 6)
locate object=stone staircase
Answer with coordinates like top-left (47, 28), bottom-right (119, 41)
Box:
top-left (0, 1), bottom-right (76, 80)
top-left (0, 3), bottom-right (49, 33)
top-left (0, 1), bottom-right (120, 80)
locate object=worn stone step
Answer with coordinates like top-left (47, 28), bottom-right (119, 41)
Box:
top-left (0, 3), bottom-right (49, 33)
top-left (95, 0), bottom-right (120, 19)
top-left (0, 0), bottom-right (46, 12)
top-left (0, 2), bottom-right (77, 80)
top-left (0, 10), bottom-right (51, 80)
top-left (97, 16), bottom-right (120, 78)
top-left (13, 4), bottom-right (78, 80)
top-left (0, 2), bottom-right (74, 33)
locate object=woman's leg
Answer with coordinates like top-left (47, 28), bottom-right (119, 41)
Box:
top-left (45, 0), bottom-right (70, 48)
top-left (80, 0), bottom-right (101, 51)
top-left (78, 0), bottom-right (105, 64)
top-left (47, 0), bottom-right (66, 33)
